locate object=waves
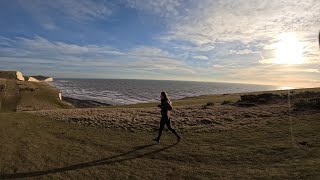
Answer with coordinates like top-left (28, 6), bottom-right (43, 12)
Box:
top-left (51, 79), bottom-right (278, 105)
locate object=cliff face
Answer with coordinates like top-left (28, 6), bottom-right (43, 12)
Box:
top-left (27, 77), bottom-right (40, 82)
top-left (27, 76), bottom-right (53, 82)
top-left (44, 77), bottom-right (53, 82)
top-left (16, 71), bottom-right (25, 81)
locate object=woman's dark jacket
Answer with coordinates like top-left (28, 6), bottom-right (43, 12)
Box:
top-left (158, 99), bottom-right (173, 118)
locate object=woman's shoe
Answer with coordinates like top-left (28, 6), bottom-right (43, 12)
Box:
top-left (177, 136), bottom-right (181, 143)
top-left (153, 138), bottom-right (160, 143)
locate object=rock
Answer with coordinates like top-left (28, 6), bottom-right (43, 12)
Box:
top-left (258, 113), bottom-right (272, 117)
top-left (200, 119), bottom-right (212, 124)
top-left (244, 114), bottom-right (253, 118)
top-left (238, 102), bottom-right (256, 107)
top-left (222, 116), bottom-right (235, 121)
top-left (298, 141), bottom-right (308, 146)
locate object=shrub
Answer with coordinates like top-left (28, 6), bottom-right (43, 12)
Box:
top-left (292, 91), bottom-right (320, 99)
top-left (0, 85), bottom-right (5, 92)
top-left (239, 93), bottom-right (287, 104)
top-left (206, 102), bottom-right (214, 106)
top-left (237, 102), bottom-right (256, 107)
top-left (294, 98), bottom-right (320, 110)
top-left (221, 100), bottom-right (232, 105)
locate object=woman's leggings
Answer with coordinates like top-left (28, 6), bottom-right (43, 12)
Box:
top-left (157, 116), bottom-right (179, 139)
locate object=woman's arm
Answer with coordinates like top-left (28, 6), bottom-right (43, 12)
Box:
top-left (165, 101), bottom-right (173, 111)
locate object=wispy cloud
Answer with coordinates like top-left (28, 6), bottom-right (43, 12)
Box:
top-left (0, 36), bottom-right (194, 76)
top-left (18, 0), bottom-right (112, 29)
top-left (160, 0), bottom-right (320, 66)
top-left (0, 36), bottom-right (123, 58)
top-left (165, 0), bottom-right (320, 45)
top-left (193, 55), bottom-right (209, 61)
top-left (125, 0), bottom-right (183, 17)
top-left (153, 0), bottom-right (320, 87)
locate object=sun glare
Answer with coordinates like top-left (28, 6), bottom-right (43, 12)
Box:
top-left (275, 33), bottom-right (304, 64)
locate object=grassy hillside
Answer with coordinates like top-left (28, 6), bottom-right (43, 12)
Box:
top-left (0, 80), bottom-right (19, 112)
top-left (0, 71), bottom-right (17, 80)
top-left (0, 79), bottom-right (71, 112)
top-left (0, 112), bottom-right (319, 179)
top-left (17, 81), bottom-right (71, 111)
top-left (0, 81), bottom-right (319, 178)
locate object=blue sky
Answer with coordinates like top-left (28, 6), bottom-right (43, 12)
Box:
top-left (0, 0), bottom-right (319, 87)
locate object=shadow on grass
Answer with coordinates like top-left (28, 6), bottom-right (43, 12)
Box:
top-left (0, 142), bottom-right (178, 179)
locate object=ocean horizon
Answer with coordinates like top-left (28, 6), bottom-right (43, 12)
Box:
top-left (50, 79), bottom-right (281, 105)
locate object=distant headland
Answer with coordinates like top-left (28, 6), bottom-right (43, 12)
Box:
top-left (0, 70), bottom-right (53, 82)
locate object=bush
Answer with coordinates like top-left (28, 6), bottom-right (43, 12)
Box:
top-left (221, 100), bottom-right (232, 105)
top-left (292, 91), bottom-right (320, 99)
top-left (201, 102), bottom-right (215, 109)
top-left (0, 85), bottom-right (5, 92)
top-left (240, 93), bottom-right (285, 104)
top-left (237, 102), bottom-right (256, 107)
top-left (206, 102), bottom-right (214, 106)
top-left (294, 98), bottom-right (320, 110)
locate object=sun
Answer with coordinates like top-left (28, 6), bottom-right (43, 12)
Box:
top-left (274, 33), bottom-right (304, 64)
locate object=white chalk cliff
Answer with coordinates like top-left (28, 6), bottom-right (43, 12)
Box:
top-left (27, 76), bottom-right (54, 82)
top-left (16, 71), bottom-right (25, 81)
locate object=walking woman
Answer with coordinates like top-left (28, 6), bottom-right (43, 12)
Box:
top-left (153, 92), bottom-right (181, 143)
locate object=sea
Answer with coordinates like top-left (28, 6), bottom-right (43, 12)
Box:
top-left (50, 79), bottom-right (280, 105)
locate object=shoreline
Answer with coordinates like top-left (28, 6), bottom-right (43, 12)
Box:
top-left (60, 87), bottom-right (320, 109)
top-left (62, 96), bottom-right (111, 108)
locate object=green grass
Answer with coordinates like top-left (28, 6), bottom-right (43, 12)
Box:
top-left (1, 83), bottom-right (320, 178)
top-left (0, 80), bottom-right (19, 112)
top-left (17, 82), bottom-right (71, 111)
top-left (0, 71), bottom-right (17, 80)
top-left (0, 112), bottom-right (319, 179)
top-left (0, 79), bottom-right (71, 111)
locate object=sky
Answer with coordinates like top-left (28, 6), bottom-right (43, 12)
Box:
top-left (0, 0), bottom-right (319, 88)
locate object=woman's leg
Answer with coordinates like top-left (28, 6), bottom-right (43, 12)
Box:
top-left (155, 118), bottom-right (165, 141)
top-left (166, 118), bottom-right (180, 139)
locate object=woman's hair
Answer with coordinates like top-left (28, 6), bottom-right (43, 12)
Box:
top-left (161, 91), bottom-right (169, 101)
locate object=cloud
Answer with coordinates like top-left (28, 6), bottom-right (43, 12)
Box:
top-left (212, 65), bottom-right (224, 68)
top-left (1, 1), bottom-right (319, 87)
top-left (0, 35), bottom-right (318, 87)
top-left (165, 0), bottom-right (320, 45)
top-left (18, 0), bottom-right (112, 29)
top-left (160, 0), bottom-right (319, 66)
top-left (0, 36), bottom-right (123, 57)
top-left (42, 22), bottom-right (58, 30)
top-left (229, 49), bottom-right (257, 55)
top-left (128, 46), bottom-right (171, 57)
top-left (193, 55), bottom-right (209, 60)
top-left (125, 0), bottom-right (183, 17)
top-left (0, 36), bottom-right (195, 75)
top-left (152, 0), bottom-right (320, 87)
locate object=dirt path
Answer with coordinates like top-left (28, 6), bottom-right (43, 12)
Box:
top-left (0, 80), bottom-right (19, 112)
